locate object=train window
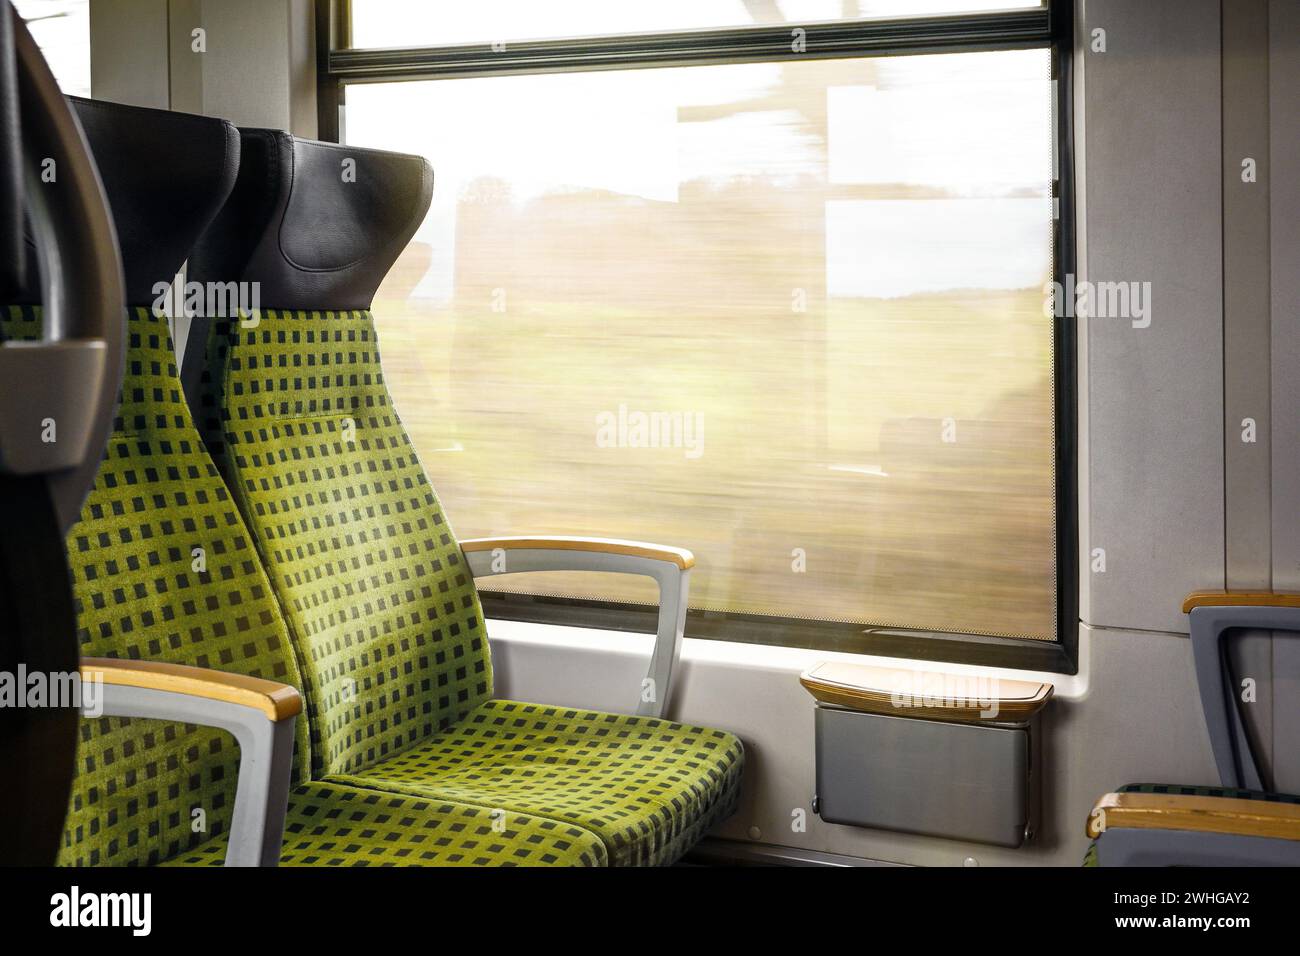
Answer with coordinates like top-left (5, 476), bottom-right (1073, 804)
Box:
top-left (330, 2), bottom-right (1074, 666)
top-left (12, 0), bottom-right (90, 97)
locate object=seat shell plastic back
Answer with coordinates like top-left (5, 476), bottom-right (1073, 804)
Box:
top-left (190, 130), bottom-right (492, 778)
top-left (2, 99), bottom-right (311, 865)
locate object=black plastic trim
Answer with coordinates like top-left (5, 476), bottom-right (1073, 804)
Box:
top-left (480, 590), bottom-right (1077, 674)
top-left (328, 8), bottom-right (1053, 82)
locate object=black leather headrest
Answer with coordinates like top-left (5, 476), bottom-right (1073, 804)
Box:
top-left (14, 97), bottom-right (238, 306)
top-left (188, 130), bottom-right (433, 311)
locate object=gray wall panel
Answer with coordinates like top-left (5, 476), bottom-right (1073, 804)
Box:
top-left (1081, 0), bottom-right (1225, 634)
top-left (166, 0), bottom-right (203, 115)
top-left (1270, 1), bottom-right (1300, 592)
top-left (1222, 0), bottom-right (1273, 590)
top-left (89, 0), bottom-right (169, 107)
top-left (1269, 0), bottom-right (1300, 796)
top-left (200, 0), bottom-right (290, 129)
top-left (1220, 0), bottom-right (1276, 788)
top-left (161, 1), bottom-right (315, 133)
top-left (287, 0), bottom-right (318, 138)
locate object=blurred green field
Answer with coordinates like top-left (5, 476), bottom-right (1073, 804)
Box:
top-left (374, 276), bottom-right (1056, 641)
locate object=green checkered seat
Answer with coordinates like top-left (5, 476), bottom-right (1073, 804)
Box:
top-left (164, 782), bottom-right (603, 867)
top-left (2, 305), bottom-right (602, 867)
top-left (1111, 782), bottom-right (1300, 804)
top-left (6, 98), bottom-right (604, 867)
top-left (188, 129), bottom-right (743, 866)
top-left (3, 304), bottom-right (290, 866)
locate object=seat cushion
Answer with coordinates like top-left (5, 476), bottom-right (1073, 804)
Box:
top-left (331, 699), bottom-right (745, 866)
top-left (162, 782), bottom-right (605, 867)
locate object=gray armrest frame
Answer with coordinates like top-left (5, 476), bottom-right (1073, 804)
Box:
top-left (1095, 827), bottom-right (1300, 866)
top-left (92, 685), bottom-right (296, 867)
top-left (464, 542), bottom-right (690, 719)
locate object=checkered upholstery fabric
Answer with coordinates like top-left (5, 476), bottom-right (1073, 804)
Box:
top-left (163, 782), bottom-right (605, 867)
top-left (334, 698), bottom-right (745, 867)
top-left (199, 307), bottom-right (744, 865)
top-left (2, 305), bottom-right (311, 866)
top-left (5, 304), bottom-right (603, 868)
top-left (1114, 782), bottom-right (1300, 803)
top-left (197, 309), bottom-right (491, 779)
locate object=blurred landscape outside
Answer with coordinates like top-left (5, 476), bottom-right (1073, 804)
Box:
top-left (345, 44), bottom-right (1058, 640)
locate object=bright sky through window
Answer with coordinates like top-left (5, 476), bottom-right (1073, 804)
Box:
top-left (13, 0), bottom-right (90, 97)
top-left (350, 1), bottom-right (1044, 49)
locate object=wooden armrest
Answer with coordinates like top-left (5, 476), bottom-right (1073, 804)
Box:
top-left (1183, 590), bottom-right (1300, 613)
top-left (800, 661), bottom-right (1053, 722)
top-left (1088, 791), bottom-right (1300, 841)
top-left (461, 535), bottom-right (695, 570)
top-left (81, 658), bottom-right (302, 722)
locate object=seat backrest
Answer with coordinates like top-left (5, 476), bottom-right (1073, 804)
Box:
top-left (3, 99), bottom-right (311, 865)
top-left (189, 130), bottom-right (491, 779)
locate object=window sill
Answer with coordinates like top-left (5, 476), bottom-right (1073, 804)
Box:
top-left (481, 592), bottom-right (1078, 675)
top-left (485, 616), bottom-right (1091, 703)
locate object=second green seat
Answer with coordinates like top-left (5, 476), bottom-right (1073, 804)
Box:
top-left (188, 129), bottom-right (744, 865)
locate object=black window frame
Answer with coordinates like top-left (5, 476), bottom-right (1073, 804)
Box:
top-left (316, 0), bottom-right (1080, 675)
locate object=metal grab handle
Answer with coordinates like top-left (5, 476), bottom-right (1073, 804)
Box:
top-left (0, 5), bottom-right (123, 532)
